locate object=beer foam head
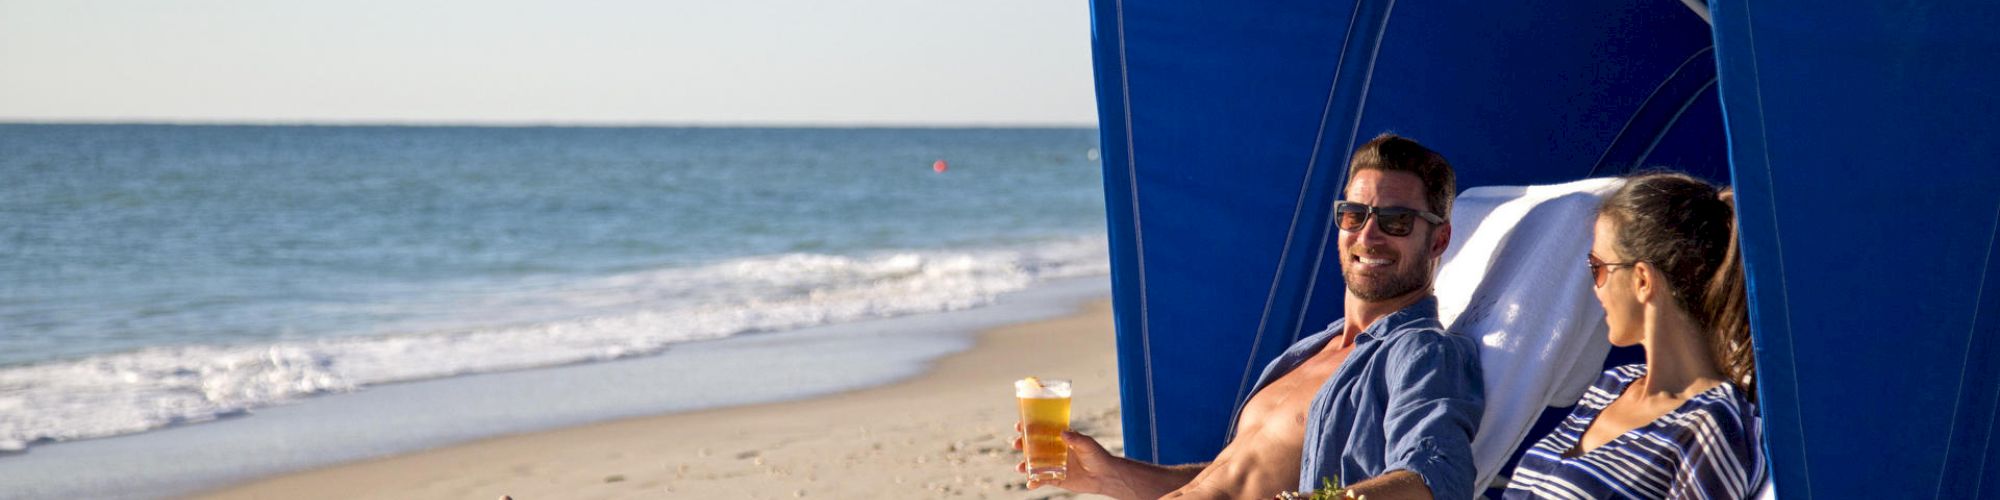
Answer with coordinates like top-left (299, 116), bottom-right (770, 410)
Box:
top-left (1014, 377), bottom-right (1071, 398)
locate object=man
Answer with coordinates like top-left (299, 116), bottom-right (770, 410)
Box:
top-left (1018, 134), bottom-right (1484, 499)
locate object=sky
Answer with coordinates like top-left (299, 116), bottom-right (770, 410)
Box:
top-left (0, 0), bottom-right (1098, 126)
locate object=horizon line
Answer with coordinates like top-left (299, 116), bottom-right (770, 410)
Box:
top-left (0, 118), bottom-right (1101, 129)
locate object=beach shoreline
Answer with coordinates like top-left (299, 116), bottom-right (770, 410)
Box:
top-left (193, 296), bottom-right (1122, 499)
top-left (0, 278), bottom-right (1114, 499)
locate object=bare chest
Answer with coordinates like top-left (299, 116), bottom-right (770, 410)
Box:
top-left (1180, 341), bottom-right (1357, 498)
top-left (1237, 341), bottom-right (1354, 437)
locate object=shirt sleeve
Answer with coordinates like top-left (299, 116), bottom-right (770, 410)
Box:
top-left (1380, 332), bottom-right (1485, 500)
top-left (1666, 404), bottom-right (1764, 500)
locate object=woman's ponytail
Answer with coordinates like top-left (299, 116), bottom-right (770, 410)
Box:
top-left (1601, 174), bottom-right (1756, 400)
top-left (1702, 188), bottom-right (1755, 401)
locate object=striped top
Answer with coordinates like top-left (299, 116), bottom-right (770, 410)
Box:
top-left (1502, 364), bottom-right (1763, 500)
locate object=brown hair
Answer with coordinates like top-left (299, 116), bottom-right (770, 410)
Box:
top-left (1598, 172), bottom-right (1754, 399)
top-left (1347, 133), bottom-right (1456, 219)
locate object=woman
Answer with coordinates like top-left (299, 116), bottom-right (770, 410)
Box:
top-left (1504, 173), bottom-right (1763, 499)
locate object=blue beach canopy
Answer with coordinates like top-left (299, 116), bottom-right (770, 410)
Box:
top-left (1086, 0), bottom-right (2000, 497)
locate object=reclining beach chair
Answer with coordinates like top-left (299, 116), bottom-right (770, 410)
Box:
top-left (1438, 178), bottom-right (1779, 499)
top-left (1429, 178), bottom-right (1631, 497)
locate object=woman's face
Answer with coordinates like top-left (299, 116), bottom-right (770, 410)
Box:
top-left (1591, 216), bottom-right (1645, 347)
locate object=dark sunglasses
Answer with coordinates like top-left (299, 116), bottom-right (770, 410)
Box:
top-left (1586, 255), bottom-right (1641, 288)
top-left (1334, 201), bottom-right (1445, 237)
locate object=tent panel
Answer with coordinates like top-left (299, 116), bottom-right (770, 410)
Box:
top-left (1091, 0), bottom-right (1363, 464)
top-left (1712, 0), bottom-right (2000, 495)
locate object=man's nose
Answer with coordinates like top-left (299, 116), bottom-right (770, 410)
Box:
top-left (1353, 216), bottom-right (1392, 243)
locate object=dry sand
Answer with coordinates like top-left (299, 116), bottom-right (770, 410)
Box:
top-left (196, 299), bottom-right (1121, 500)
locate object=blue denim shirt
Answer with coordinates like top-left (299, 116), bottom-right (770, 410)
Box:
top-left (1237, 296), bottom-right (1484, 499)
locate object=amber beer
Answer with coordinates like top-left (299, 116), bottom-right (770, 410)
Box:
top-left (1015, 377), bottom-right (1072, 481)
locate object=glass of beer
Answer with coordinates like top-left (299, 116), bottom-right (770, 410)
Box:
top-left (1015, 377), bottom-right (1072, 482)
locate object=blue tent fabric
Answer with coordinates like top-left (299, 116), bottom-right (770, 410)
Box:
top-left (1091, 0), bottom-right (2000, 496)
top-left (1712, 0), bottom-right (2000, 496)
top-left (1090, 0), bottom-right (1378, 465)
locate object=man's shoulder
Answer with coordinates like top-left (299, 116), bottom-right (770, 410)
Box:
top-left (1370, 295), bottom-right (1448, 338)
top-left (1372, 321), bottom-right (1483, 384)
top-left (1376, 319), bottom-right (1476, 353)
top-left (1387, 338), bottom-right (1480, 379)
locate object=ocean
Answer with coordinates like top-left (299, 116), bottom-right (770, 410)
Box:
top-left (0, 124), bottom-right (1108, 453)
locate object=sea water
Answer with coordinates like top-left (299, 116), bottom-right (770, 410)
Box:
top-left (0, 124), bottom-right (1107, 452)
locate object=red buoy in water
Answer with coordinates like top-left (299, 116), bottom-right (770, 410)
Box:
top-left (933, 159), bottom-right (949, 173)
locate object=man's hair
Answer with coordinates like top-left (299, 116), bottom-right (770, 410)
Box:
top-left (1346, 133), bottom-right (1456, 219)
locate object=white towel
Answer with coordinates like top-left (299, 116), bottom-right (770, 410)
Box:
top-left (1432, 178), bottom-right (1624, 493)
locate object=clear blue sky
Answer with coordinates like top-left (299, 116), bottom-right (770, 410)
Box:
top-left (0, 0), bottom-right (1097, 125)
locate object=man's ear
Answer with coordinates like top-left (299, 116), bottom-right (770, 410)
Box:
top-left (1430, 222), bottom-right (1452, 258)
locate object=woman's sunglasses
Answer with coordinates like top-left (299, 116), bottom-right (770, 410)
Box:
top-left (1587, 255), bottom-right (1641, 288)
top-left (1333, 201), bottom-right (1444, 237)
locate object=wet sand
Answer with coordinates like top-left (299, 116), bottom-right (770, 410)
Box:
top-left (197, 300), bottom-right (1121, 500)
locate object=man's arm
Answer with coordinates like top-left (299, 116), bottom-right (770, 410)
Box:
top-left (1345, 470), bottom-right (1432, 500)
top-left (1371, 335), bottom-right (1484, 500)
top-left (1081, 457), bottom-right (1206, 500)
top-left (1014, 428), bottom-right (1206, 500)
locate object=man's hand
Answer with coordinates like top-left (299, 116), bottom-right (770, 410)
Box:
top-left (1011, 422), bottom-right (1128, 496)
top-left (1010, 421), bottom-right (1210, 500)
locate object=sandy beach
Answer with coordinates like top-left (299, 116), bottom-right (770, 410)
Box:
top-left (196, 299), bottom-right (1121, 500)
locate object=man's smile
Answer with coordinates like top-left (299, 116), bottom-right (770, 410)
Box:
top-left (1351, 253), bottom-right (1397, 269)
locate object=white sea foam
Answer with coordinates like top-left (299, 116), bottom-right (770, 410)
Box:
top-left (0, 237), bottom-right (1109, 452)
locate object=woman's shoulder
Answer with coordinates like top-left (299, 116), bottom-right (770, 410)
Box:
top-left (1677, 381), bottom-right (1759, 434)
top-left (1596, 363), bottom-right (1649, 389)
top-left (1643, 380), bottom-right (1762, 467)
top-left (1575, 364), bottom-right (1647, 409)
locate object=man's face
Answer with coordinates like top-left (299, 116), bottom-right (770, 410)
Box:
top-left (1338, 169), bottom-right (1447, 302)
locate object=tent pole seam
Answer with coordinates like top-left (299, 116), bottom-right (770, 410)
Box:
top-left (1110, 0), bottom-right (1160, 463)
top-left (1932, 199), bottom-right (2000, 498)
top-left (1230, 0), bottom-right (1373, 433)
top-left (1587, 46), bottom-right (1716, 178)
top-left (1633, 77), bottom-right (1719, 168)
top-left (1971, 373), bottom-right (2000, 498)
top-left (1739, 5), bottom-right (1813, 498)
top-left (1299, 0), bottom-right (1395, 342)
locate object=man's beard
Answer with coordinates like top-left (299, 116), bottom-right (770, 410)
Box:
top-left (1343, 236), bottom-right (1434, 301)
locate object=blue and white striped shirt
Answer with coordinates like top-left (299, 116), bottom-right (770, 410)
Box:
top-left (1502, 364), bottom-right (1763, 500)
